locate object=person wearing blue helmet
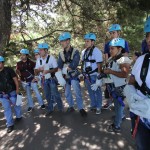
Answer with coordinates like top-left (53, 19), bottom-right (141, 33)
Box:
top-left (81, 33), bottom-right (103, 115)
top-left (0, 56), bottom-right (22, 133)
top-left (102, 38), bottom-right (131, 132)
top-left (103, 24), bottom-right (130, 110)
top-left (35, 43), bottom-right (63, 116)
top-left (141, 17), bottom-right (150, 54)
top-left (57, 32), bottom-right (87, 117)
top-left (124, 17), bottom-right (150, 150)
top-left (16, 49), bottom-right (45, 112)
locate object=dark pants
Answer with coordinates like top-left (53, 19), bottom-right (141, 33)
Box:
top-left (135, 120), bottom-right (150, 150)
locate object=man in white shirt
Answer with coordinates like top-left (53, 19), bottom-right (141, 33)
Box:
top-left (35, 43), bottom-right (63, 116)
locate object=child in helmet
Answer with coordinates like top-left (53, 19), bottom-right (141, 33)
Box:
top-left (81, 33), bottom-right (103, 115)
top-left (103, 38), bottom-right (131, 132)
top-left (103, 24), bottom-right (130, 110)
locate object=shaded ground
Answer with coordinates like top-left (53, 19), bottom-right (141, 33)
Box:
top-left (0, 84), bottom-right (136, 150)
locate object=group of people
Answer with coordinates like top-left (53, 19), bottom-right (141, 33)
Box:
top-left (0, 16), bottom-right (150, 150)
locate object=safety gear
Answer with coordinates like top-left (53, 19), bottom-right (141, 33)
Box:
top-left (144, 17), bottom-right (150, 33)
top-left (109, 38), bottom-right (125, 48)
top-left (34, 49), bottom-right (39, 54)
top-left (60, 47), bottom-right (77, 63)
top-left (59, 32), bottom-right (71, 41)
top-left (91, 79), bottom-right (102, 91)
top-left (84, 33), bottom-right (96, 41)
top-left (117, 56), bottom-right (132, 65)
top-left (109, 24), bottom-right (121, 32)
top-left (44, 64), bottom-right (51, 79)
top-left (20, 49), bottom-right (29, 55)
top-left (55, 70), bottom-right (66, 86)
top-left (135, 53), bottom-right (150, 96)
top-left (0, 56), bottom-right (4, 62)
top-left (38, 43), bottom-right (49, 49)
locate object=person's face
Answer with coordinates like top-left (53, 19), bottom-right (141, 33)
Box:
top-left (60, 39), bottom-right (70, 49)
top-left (110, 46), bottom-right (121, 57)
top-left (84, 40), bottom-right (94, 48)
top-left (39, 49), bottom-right (47, 57)
top-left (34, 53), bottom-right (40, 60)
top-left (20, 54), bottom-right (27, 61)
top-left (146, 33), bottom-right (150, 50)
top-left (0, 62), bottom-right (4, 70)
top-left (109, 31), bottom-right (119, 39)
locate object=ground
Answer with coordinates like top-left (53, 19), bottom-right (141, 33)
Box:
top-left (0, 84), bottom-right (136, 150)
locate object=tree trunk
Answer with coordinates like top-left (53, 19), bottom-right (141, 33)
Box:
top-left (0, 0), bottom-right (11, 54)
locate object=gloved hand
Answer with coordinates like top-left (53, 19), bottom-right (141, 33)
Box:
top-left (55, 70), bottom-right (66, 86)
top-left (62, 67), bottom-right (68, 75)
top-left (130, 98), bottom-right (150, 119)
top-left (91, 79), bottom-right (102, 91)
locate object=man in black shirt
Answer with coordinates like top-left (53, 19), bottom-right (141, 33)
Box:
top-left (0, 56), bottom-right (22, 133)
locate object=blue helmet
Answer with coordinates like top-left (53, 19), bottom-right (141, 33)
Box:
top-left (0, 56), bottom-right (4, 62)
top-left (109, 38), bottom-right (125, 48)
top-left (84, 33), bottom-right (96, 41)
top-left (109, 24), bottom-right (121, 32)
top-left (144, 17), bottom-right (150, 33)
top-left (34, 49), bottom-right (39, 54)
top-left (20, 49), bottom-right (29, 55)
top-left (38, 43), bottom-right (49, 49)
top-left (59, 32), bottom-right (71, 41)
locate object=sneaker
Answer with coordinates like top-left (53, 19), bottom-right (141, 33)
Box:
top-left (15, 117), bottom-right (22, 122)
top-left (90, 107), bottom-right (96, 112)
top-left (122, 115), bottom-right (126, 121)
top-left (102, 103), bottom-right (111, 109)
top-left (7, 125), bottom-right (14, 133)
top-left (45, 111), bottom-right (53, 117)
top-left (66, 107), bottom-right (75, 113)
top-left (107, 124), bottom-right (121, 133)
top-left (96, 108), bottom-right (101, 115)
top-left (40, 104), bottom-right (46, 110)
top-left (27, 107), bottom-right (33, 112)
top-left (80, 109), bottom-right (87, 117)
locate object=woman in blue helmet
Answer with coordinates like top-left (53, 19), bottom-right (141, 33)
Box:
top-left (103, 38), bottom-right (131, 132)
top-left (103, 24), bottom-right (130, 111)
top-left (141, 17), bottom-right (150, 54)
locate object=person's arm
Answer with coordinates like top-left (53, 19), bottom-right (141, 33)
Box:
top-left (104, 63), bottom-right (130, 78)
top-left (13, 77), bottom-right (19, 94)
top-left (97, 63), bottom-right (102, 73)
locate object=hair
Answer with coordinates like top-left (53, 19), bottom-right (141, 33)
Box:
top-left (134, 51), bottom-right (141, 58)
top-left (116, 46), bottom-right (125, 53)
top-left (146, 32), bottom-right (150, 38)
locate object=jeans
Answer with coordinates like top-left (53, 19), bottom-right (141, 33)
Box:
top-left (84, 75), bottom-right (102, 109)
top-left (0, 91), bottom-right (22, 127)
top-left (65, 79), bottom-right (83, 110)
top-left (44, 78), bottom-right (63, 112)
top-left (22, 82), bottom-right (44, 108)
top-left (135, 120), bottom-right (150, 150)
top-left (113, 98), bottom-right (124, 128)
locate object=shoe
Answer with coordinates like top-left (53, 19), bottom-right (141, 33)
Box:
top-left (90, 107), bottom-right (96, 112)
top-left (96, 108), bottom-right (101, 115)
top-left (7, 125), bottom-right (14, 133)
top-left (66, 107), bottom-right (75, 113)
top-left (122, 115), bottom-right (126, 121)
top-left (15, 117), bottom-right (22, 122)
top-left (40, 104), bottom-right (46, 109)
top-left (27, 107), bottom-right (33, 112)
top-left (102, 103), bottom-right (111, 109)
top-left (45, 111), bottom-right (53, 117)
top-left (107, 124), bottom-right (121, 132)
top-left (80, 109), bottom-right (87, 117)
